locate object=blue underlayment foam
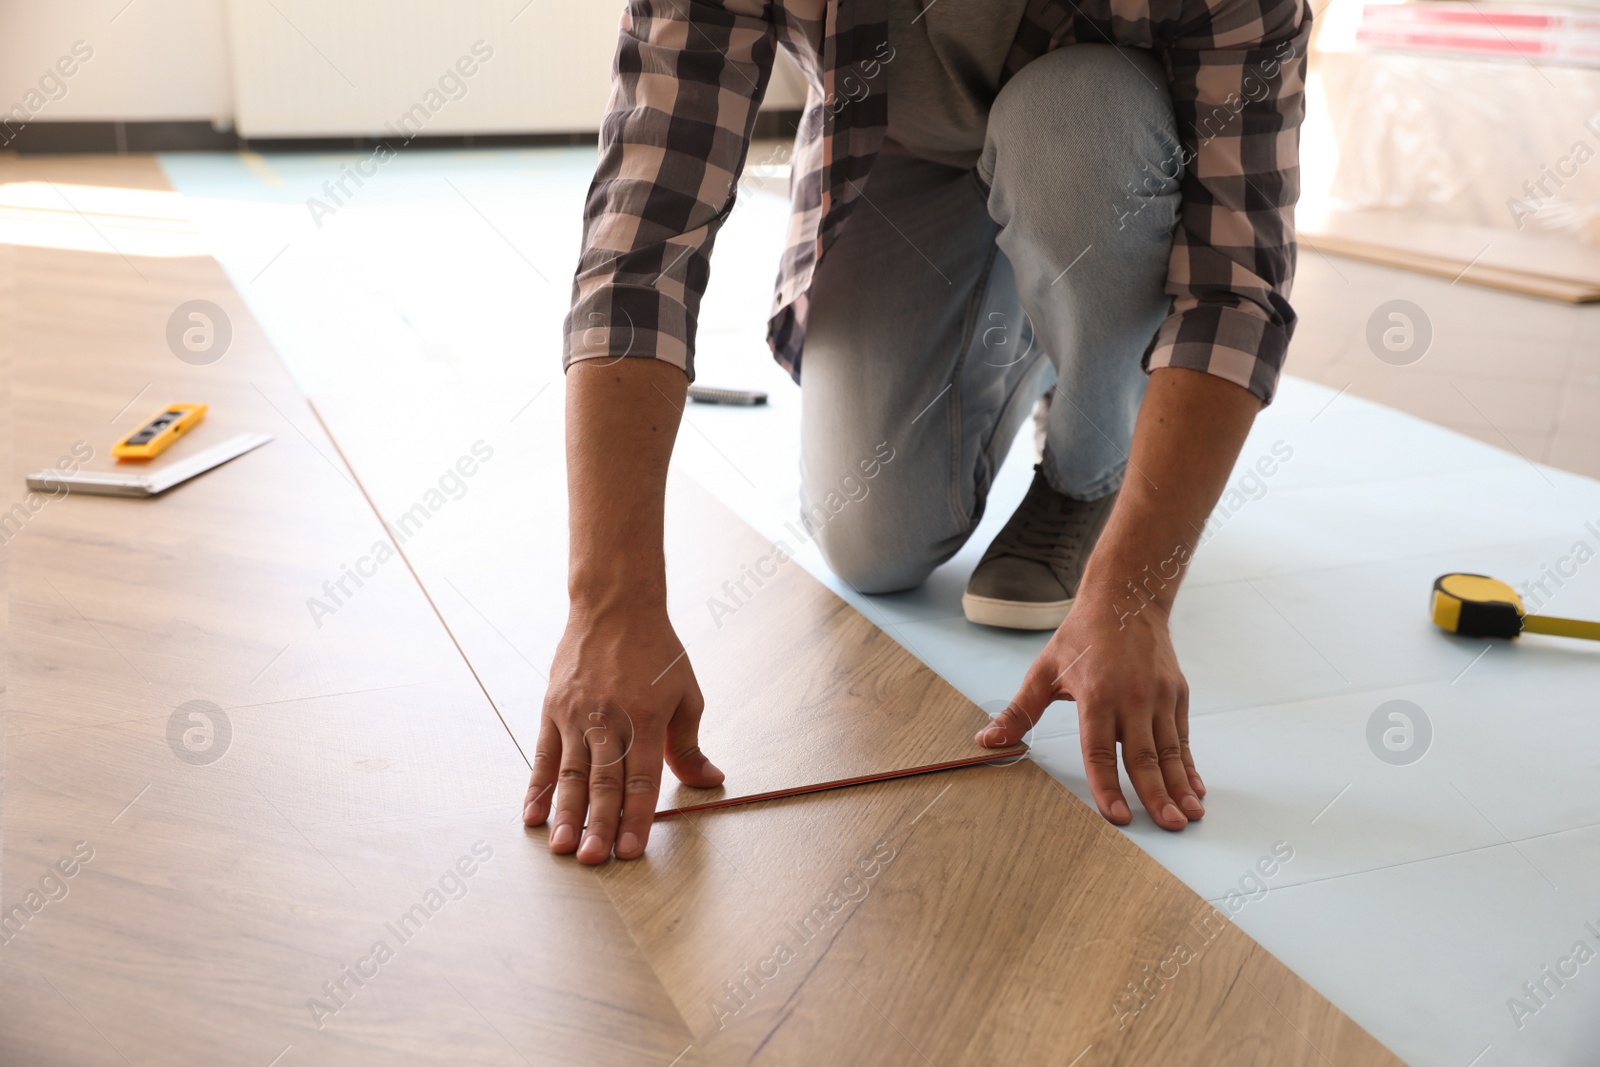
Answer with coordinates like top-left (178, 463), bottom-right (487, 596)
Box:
top-left (162, 147), bottom-right (1600, 1067)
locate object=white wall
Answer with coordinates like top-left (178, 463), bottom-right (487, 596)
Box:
top-left (224, 0), bottom-right (624, 136)
top-left (0, 0), bottom-right (233, 122)
top-left (0, 0), bottom-right (805, 135)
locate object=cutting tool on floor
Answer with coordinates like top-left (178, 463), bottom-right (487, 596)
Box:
top-left (1430, 573), bottom-right (1600, 641)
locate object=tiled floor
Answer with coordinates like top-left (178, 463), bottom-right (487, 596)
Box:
top-left (1288, 245), bottom-right (1599, 478)
top-left (7, 145), bottom-right (1588, 1065)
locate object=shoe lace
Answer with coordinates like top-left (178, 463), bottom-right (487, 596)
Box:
top-left (992, 477), bottom-right (1097, 569)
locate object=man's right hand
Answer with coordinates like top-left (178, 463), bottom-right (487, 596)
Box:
top-left (522, 602), bottom-right (723, 864)
top-left (523, 358), bottom-right (718, 863)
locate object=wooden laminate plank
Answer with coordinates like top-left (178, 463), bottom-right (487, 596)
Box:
top-left (0, 154), bottom-right (176, 192)
top-left (1304, 233), bottom-right (1600, 304)
top-left (1, 153), bottom-right (1403, 1067)
top-left (599, 761), bottom-right (1403, 1066)
top-left (1300, 209), bottom-right (1600, 303)
top-left (1, 155), bottom-right (702, 1065)
top-left (2, 683), bottom-right (705, 1067)
top-left (311, 385), bottom-right (1025, 814)
top-left (4, 256), bottom-right (466, 736)
top-left (306, 326), bottom-right (1399, 1064)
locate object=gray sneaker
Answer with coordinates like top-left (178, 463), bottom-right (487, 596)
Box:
top-left (962, 466), bottom-right (1118, 630)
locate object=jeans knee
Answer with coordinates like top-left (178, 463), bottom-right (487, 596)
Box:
top-left (985, 46), bottom-right (1182, 232)
top-left (991, 46), bottom-right (1175, 155)
top-left (811, 515), bottom-right (935, 595)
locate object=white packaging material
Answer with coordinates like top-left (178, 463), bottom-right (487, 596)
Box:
top-left (1319, 48), bottom-right (1600, 243)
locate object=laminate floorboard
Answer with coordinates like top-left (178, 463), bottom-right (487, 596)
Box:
top-left (311, 385), bottom-right (1025, 814)
top-left (5, 253), bottom-right (464, 737)
top-left (3, 153), bottom-right (1403, 1066)
top-left (2, 684), bottom-right (704, 1067)
top-left (161, 143), bottom-right (1600, 1062)
top-left (599, 761), bottom-right (1403, 1066)
top-left (1299, 209), bottom-right (1600, 302)
top-left (0, 173), bottom-right (703, 1064)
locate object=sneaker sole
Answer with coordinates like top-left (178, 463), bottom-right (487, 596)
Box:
top-left (961, 592), bottom-right (1073, 631)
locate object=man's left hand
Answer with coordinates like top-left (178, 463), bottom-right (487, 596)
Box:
top-left (975, 584), bottom-right (1205, 831)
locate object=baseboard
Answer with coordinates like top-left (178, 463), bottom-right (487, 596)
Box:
top-left (0, 112), bottom-right (806, 156)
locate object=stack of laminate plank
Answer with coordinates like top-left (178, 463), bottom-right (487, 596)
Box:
top-left (1300, 208), bottom-right (1600, 302)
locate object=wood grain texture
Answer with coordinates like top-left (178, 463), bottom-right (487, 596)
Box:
top-left (2, 686), bottom-right (704, 1067)
top-left (1, 154), bottom-right (1404, 1067)
top-left (599, 761), bottom-right (1403, 1066)
top-left (3, 223), bottom-right (463, 737)
top-left (1, 155), bottom-right (703, 1066)
top-left (309, 385), bottom-right (1025, 814)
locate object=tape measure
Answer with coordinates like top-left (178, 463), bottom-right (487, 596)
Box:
top-left (113, 404), bottom-right (207, 460)
top-left (1430, 573), bottom-right (1600, 641)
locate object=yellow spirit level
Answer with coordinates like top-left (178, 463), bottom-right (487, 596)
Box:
top-left (1430, 572), bottom-right (1600, 642)
top-left (112, 404), bottom-right (207, 461)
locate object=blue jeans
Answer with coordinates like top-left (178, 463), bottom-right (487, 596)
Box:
top-left (798, 45), bottom-right (1183, 593)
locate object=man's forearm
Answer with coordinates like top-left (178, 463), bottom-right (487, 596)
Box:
top-left (1077, 366), bottom-right (1262, 617)
top-left (564, 359), bottom-right (689, 613)
top-left (531, 357), bottom-right (719, 864)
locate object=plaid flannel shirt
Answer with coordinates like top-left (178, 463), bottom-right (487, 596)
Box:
top-left (565, 0), bottom-right (1311, 403)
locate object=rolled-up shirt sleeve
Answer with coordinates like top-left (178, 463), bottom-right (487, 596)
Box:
top-left (1145, 0), bottom-right (1312, 404)
top-left (564, 0), bottom-right (778, 379)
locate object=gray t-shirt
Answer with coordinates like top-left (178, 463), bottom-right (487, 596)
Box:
top-left (884, 0), bottom-right (1032, 170)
